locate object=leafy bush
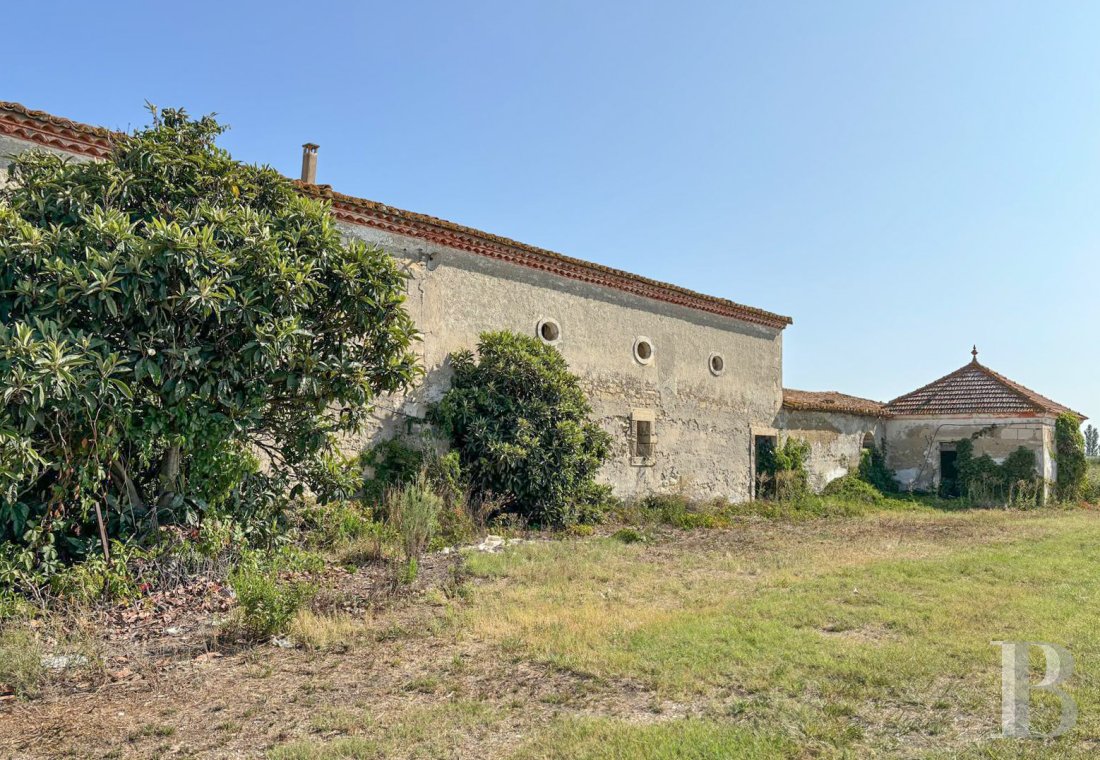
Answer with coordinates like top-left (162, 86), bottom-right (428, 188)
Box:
top-left (1086, 461), bottom-right (1100, 505)
top-left (430, 331), bottom-right (612, 528)
top-left (296, 499), bottom-right (379, 550)
top-left (48, 541), bottom-right (142, 604)
top-left (1055, 414), bottom-right (1088, 502)
top-left (0, 106), bottom-right (419, 569)
top-left (857, 446), bottom-right (895, 493)
top-left (821, 475), bottom-right (883, 504)
top-left (229, 550), bottom-right (318, 638)
top-left (361, 439), bottom-right (427, 510)
top-left (611, 527), bottom-right (648, 544)
top-left (756, 437), bottom-right (810, 501)
top-left (954, 440), bottom-right (1041, 506)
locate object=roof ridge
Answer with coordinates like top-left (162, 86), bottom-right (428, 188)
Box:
top-left (885, 359), bottom-right (1086, 420)
top-left (0, 101), bottom-right (793, 331)
top-left (967, 362), bottom-right (1045, 413)
top-left (976, 362), bottom-right (1084, 418)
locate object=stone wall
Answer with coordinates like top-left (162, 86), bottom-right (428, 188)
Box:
top-left (885, 415), bottom-right (1053, 492)
top-left (341, 222), bottom-right (785, 502)
top-left (776, 409), bottom-right (884, 492)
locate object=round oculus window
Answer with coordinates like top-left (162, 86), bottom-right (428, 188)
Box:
top-left (537, 319), bottom-right (561, 344)
top-left (709, 353), bottom-right (725, 376)
top-left (633, 337), bottom-right (654, 365)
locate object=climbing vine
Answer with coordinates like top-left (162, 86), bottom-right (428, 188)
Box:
top-left (955, 439), bottom-right (1040, 506)
top-left (1055, 413), bottom-right (1087, 502)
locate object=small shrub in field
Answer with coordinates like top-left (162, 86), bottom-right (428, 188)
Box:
top-left (297, 500), bottom-right (378, 550)
top-left (858, 447), bottom-right (896, 493)
top-left (335, 521), bottom-right (394, 567)
top-left (612, 527), bottom-right (648, 544)
top-left (822, 475), bottom-right (883, 505)
top-left (624, 494), bottom-right (731, 529)
top-left (387, 474), bottom-right (442, 575)
top-left (48, 541), bottom-right (142, 605)
top-left (229, 551), bottom-right (318, 638)
top-left (0, 627), bottom-right (43, 698)
top-left (756, 438), bottom-right (810, 501)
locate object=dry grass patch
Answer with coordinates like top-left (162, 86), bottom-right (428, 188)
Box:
top-left (290, 611), bottom-right (367, 651)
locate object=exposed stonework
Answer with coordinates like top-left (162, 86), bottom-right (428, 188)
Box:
top-left (777, 407), bottom-right (884, 493)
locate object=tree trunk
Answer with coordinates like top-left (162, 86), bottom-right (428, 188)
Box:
top-left (111, 459), bottom-right (146, 514)
top-left (156, 444), bottom-right (181, 511)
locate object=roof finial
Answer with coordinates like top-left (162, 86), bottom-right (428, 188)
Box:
top-left (971, 345), bottom-right (979, 363)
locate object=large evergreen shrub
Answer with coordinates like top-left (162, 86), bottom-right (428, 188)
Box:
top-left (429, 331), bottom-right (611, 527)
top-left (0, 107), bottom-right (420, 568)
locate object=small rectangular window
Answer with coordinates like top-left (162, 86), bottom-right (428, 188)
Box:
top-left (635, 420), bottom-right (654, 458)
top-left (631, 410), bottom-right (656, 465)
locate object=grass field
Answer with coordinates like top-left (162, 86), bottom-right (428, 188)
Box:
top-left (4, 506), bottom-right (1100, 758)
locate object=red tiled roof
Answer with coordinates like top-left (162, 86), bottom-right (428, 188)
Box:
top-left (0, 101), bottom-right (114, 159)
top-left (0, 102), bottom-right (793, 331)
top-left (885, 359), bottom-right (1086, 420)
top-left (782, 389), bottom-right (889, 417)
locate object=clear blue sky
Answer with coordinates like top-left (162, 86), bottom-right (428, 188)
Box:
top-left (5, 2), bottom-right (1098, 421)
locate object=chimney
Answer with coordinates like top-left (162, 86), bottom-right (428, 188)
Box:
top-left (300, 143), bottom-right (319, 184)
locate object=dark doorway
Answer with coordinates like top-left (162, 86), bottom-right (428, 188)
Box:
top-left (940, 448), bottom-right (960, 498)
top-left (754, 435), bottom-right (777, 499)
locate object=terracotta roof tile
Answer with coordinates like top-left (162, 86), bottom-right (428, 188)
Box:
top-left (0, 101), bottom-right (114, 158)
top-left (0, 102), bottom-right (792, 331)
top-left (782, 389), bottom-right (889, 417)
top-left (885, 359), bottom-right (1086, 420)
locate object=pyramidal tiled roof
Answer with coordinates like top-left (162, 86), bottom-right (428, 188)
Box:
top-left (885, 355), bottom-right (1085, 420)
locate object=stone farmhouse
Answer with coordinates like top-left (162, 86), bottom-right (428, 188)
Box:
top-left (0, 102), bottom-right (1085, 500)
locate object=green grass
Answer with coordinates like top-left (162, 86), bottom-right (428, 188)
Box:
top-left (463, 509), bottom-right (1100, 756)
top-left (512, 717), bottom-right (795, 759)
top-left (271, 507), bottom-right (1100, 758)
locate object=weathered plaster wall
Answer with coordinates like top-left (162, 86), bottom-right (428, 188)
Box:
top-left (776, 409), bottom-right (884, 492)
top-left (341, 222), bottom-right (785, 502)
top-left (884, 415), bottom-right (1052, 492)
